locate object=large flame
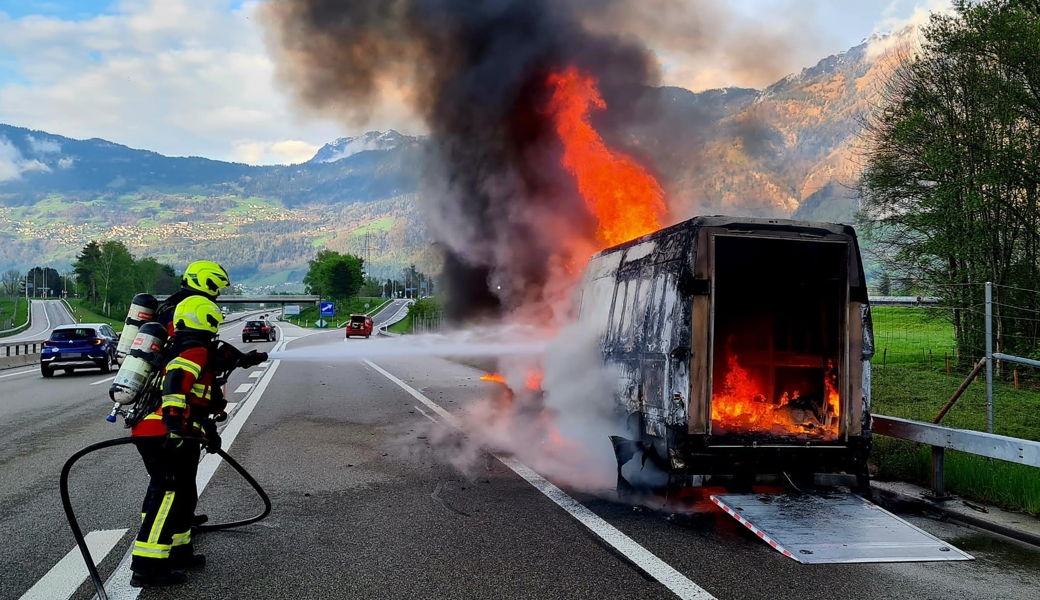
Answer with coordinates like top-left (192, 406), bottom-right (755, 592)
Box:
top-left (711, 355), bottom-right (840, 439)
top-left (547, 67), bottom-right (666, 248)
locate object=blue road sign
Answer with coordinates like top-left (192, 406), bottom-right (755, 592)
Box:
top-left (320, 302), bottom-right (335, 317)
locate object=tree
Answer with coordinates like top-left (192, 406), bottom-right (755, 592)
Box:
top-left (860, 0), bottom-right (1040, 364)
top-left (303, 250), bottom-right (364, 300)
top-left (1, 269), bottom-right (20, 296)
top-left (74, 241), bottom-right (103, 305)
top-left (94, 242), bottom-right (136, 315)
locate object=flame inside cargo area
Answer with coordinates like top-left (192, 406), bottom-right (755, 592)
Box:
top-left (547, 67), bottom-right (666, 249)
top-left (711, 354), bottom-right (841, 439)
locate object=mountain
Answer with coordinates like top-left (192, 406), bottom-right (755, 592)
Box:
top-left (0, 35), bottom-right (900, 284)
top-left (309, 130), bottom-right (418, 164)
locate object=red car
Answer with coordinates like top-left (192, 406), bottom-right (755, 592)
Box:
top-left (345, 314), bottom-right (374, 339)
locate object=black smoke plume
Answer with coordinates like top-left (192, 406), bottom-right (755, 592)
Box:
top-left (264, 0), bottom-right (661, 322)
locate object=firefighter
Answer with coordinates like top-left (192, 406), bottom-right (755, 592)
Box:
top-left (128, 295), bottom-right (263, 587)
top-left (157, 260), bottom-right (232, 335)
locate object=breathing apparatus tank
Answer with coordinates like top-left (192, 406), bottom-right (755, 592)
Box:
top-left (115, 294), bottom-right (159, 364)
top-left (108, 322), bottom-right (168, 409)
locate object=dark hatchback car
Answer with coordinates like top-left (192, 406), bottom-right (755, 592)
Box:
top-left (242, 320), bottom-right (276, 343)
top-left (40, 324), bottom-right (119, 377)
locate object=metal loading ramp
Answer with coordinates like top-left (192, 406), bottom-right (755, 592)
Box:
top-left (710, 493), bottom-right (974, 564)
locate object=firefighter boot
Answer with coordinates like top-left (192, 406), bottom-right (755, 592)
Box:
top-left (129, 570), bottom-right (187, 588)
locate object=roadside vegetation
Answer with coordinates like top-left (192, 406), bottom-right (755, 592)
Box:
top-left (387, 296), bottom-right (443, 334)
top-left (0, 296), bottom-right (30, 334)
top-left (279, 297), bottom-right (386, 328)
top-left (64, 298), bottom-right (126, 332)
top-left (870, 308), bottom-right (1040, 515)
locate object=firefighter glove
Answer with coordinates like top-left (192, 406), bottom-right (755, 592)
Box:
top-left (205, 431), bottom-right (222, 454)
top-left (238, 350), bottom-right (268, 369)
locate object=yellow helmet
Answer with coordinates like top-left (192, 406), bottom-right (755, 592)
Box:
top-left (173, 296), bottom-right (224, 335)
top-left (182, 260), bottom-right (230, 298)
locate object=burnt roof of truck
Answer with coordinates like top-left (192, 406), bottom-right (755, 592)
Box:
top-left (591, 215), bottom-right (859, 259)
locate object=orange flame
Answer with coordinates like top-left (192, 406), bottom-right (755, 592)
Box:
top-left (547, 67), bottom-right (666, 248)
top-left (481, 373), bottom-right (507, 384)
top-left (481, 371), bottom-right (544, 392)
top-left (710, 355), bottom-right (840, 439)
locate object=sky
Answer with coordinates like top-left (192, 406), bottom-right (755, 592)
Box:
top-left (0, 0), bottom-right (950, 165)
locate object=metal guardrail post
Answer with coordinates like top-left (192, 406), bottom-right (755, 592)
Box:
top-left (985, 282), bottom-right (994, 434)
top-left (931, 446), bottom-right (947, 499)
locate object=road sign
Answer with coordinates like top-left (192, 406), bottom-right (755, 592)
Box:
top-left (320, 302), bottom-right (335, 317)
top-left (315, 319), bottom-right (329, 328)
top-left (364, 303), bottom-right (370, 309)
top-left (284, 305), bottom-right (301, 316)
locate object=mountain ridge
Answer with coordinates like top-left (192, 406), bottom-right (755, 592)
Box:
top-left (0, 36), bottom-right (896, 284)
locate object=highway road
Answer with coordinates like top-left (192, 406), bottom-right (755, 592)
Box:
top-left (1, 320), bottom-right (1039, 600)
top-left (5, 300), bottom-right (77, 342)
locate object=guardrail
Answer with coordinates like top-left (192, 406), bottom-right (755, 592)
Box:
top-left (873, 414), bottom-right (1040, 499)
top-left (376, 301), bottom-right (413, 334)
top-left (1, 339), bottom-right (46, 357)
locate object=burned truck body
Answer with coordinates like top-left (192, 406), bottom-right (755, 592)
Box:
top-left (577, 216), bottom-right (875, 485)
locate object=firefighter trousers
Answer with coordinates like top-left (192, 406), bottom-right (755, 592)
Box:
top-left (130, 437), bottom-right (201, 574)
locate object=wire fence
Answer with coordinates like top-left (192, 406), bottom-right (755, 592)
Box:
top-left (412, 315), bottom-right (444, 335)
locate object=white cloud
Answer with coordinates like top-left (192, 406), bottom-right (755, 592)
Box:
top-left (231, 139), bottom-right (320, 165)
top-left (866, 0), bottom-right (953, 59)
top-left (0, 137), bottom-right (51, 181)
top-left (26, 135), bottom-right (61, 154)
top-left (0, 0), bottom-right (388, 164)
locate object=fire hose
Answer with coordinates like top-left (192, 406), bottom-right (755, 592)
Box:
top-left (60, 436), bottom-right (271, 600)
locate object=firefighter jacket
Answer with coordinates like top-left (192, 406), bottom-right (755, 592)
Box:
top-left (131, 338), bottom-right (216, 438)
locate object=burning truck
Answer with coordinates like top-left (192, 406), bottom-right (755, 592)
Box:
top-left (576, 216), bottom-right (875, 491)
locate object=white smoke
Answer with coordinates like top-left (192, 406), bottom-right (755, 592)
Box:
top-left (0, 137), bottom-right (51, 182)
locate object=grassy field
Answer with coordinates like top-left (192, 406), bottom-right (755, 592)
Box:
top-left (0, 297), bottom-right (30, 334)
top-left (387, 310), bottom-right (413, 334)
top-left (870, 308), bottom-right (1040, 514)
top-left (870, 306), bottom-right (957, 366)
top-left (65, 299), bottom-right (126, 332)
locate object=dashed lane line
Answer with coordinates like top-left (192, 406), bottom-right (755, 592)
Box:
top-left (362, 359), bottom-right (718, 600)
top-left (234, 383), bottom-right (252, 393)
top-left (90, 375), bottom-right (117, 386)
top-left (0, 368), bottom-right (37, 379)
top-left (248, 371), bottom-right (262, 378)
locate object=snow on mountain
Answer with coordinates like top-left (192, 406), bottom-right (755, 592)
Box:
top-left (309, 130), bottom-right (418, 164)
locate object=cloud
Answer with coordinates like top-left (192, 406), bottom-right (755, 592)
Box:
top-left (26, 134), bottom-right (61, 154)
top-left (230, 139), bottom-right (321, 165)
top-left (0, 0), bottom-right (378, 164)
top-left (866, 0), bottom-right (953, 59)
top-left (0, 136), bottom-right (51, 182)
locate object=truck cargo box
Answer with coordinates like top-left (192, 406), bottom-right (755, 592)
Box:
top-left (577, 216), bottom-right (875, 487)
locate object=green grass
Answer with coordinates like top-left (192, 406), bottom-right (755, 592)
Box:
top-left (65, 299), bottom-right (126, 332)
top-left (352, 217), bottom-right (395, 236)
top-left (871, 306), bottom-right (956, 366)
top-left (387, 309), bottom-right (413, 334)
top-left (0, 297), bottom-right (30, 334)
top-left (872, 365), bottom-right (1040, 515)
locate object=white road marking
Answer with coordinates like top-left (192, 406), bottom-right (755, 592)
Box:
top-left (248, 371), bottom-right (262, 378)
top-left (90, 375), bottom-right (117, 386)
top-left (414, 405), bottom-right (438, 423)
top-left (0, 368), bottom-right (37, 379)
top-left (96, 339), bottom-right (288, 600)
top-left (364, 359), bottom-right (717, 600)
top-left (19, 528), bottom-right (127, 600)
top-left (234, 383), bottom-right (252, 393)
top-left (258, 362), bottom-right (270, 368)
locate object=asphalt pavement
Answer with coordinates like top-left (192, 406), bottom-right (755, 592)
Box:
top-left (2, 320), bottom-right (1039, 600)
top-left (4, 300), bottom-right (77, 342)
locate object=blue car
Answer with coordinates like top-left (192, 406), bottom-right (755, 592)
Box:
top-left (41, 323), bottom-right (120, 378)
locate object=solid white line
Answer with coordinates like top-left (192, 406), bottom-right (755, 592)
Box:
top-left (97, 339), bottom-right (287, 600)
top-left (0, 368), bottom-right (36, 380)
top-left (90, 375), bottom-right (117, 386)
top-left (234, 383), bottom-right (252, 394)
top-left (19, 528), bottom-right (127, 600)
top-left (362, 359), bottom-right (716, 600)
top-left (248, 371), bottom-right (262, 379)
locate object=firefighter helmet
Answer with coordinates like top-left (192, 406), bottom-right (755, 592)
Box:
top-left (182, 260), bottom-right (230, 298)
top-left (173, 296), bottom-right (224, 335)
